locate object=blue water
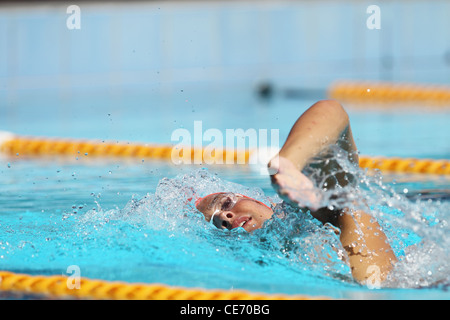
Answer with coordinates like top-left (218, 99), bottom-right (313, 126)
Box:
top-left (2, 86), bottom-right (449, 158)
top-left (0, 160), bottom-right (448, 299)
top-left (1, 91), bottom-right (449, 299)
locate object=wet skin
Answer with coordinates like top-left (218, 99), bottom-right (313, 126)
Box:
top-left (195, 193), bottom-right (274, 232)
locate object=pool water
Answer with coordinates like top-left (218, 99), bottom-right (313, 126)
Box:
top-left (1, 87), bottom-right (449, 300)
top-left (1, 133), bottom-right (449, 299)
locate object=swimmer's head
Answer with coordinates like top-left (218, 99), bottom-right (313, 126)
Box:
top-left (195, 192), bottom-right (273, 232)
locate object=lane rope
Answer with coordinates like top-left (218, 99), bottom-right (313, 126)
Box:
top-left (328, 80), bottom-right (450, 106)
top-left (0, 133), bottom-right (448, 175)
top-left (358, 156), bottom-right (450, 175)
top-left (0, 271), bottom-right (328, 300)
top-left (0, 134), bottom-right (249, 163)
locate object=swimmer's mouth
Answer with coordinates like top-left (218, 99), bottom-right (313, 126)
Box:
top-left (232, 216), bottom-right (252, 230)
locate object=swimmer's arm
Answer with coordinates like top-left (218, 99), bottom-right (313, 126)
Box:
top-left (336, 208), bottom-right (397, 284)
top-left (306, 205), bottom-right (397, 284)
top-left (271, 100), bottom-right (397, 283)
top-left (269, 100), bottom-right (358, 208)
top-left (277, 99), bottom-right (358, 171)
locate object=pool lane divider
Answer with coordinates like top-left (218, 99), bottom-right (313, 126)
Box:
top-left (0, 132), bottom-right (251, 164)
top-left (0, 132), bottom-right (449, 175)
top-left (328, 80), bottom-right (450, 106)
top-left (0, 271), bottom-right (328, 300)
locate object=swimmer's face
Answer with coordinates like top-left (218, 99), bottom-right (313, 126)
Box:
top-left (195, 193), bottom-right (273, 232)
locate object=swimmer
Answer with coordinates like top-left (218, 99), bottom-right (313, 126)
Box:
top-left (195, 100), bottom-right (397, 284)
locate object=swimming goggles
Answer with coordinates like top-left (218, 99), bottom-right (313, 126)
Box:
top-left (195, 192), bottom-right (271, 226)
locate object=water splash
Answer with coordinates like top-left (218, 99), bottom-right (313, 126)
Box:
top-left (301, 145), bottom-right (449, 289)
top-left (3, 148), bottom-right (442, 293)
top-left (75, 151), bottom-right (448, 291)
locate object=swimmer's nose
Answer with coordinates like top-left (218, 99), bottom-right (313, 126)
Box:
top-left (213, 211), bottom-right (234, 230)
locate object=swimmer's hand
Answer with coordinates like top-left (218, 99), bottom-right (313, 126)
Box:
top-left (269, 156), bottom-right (322, 211)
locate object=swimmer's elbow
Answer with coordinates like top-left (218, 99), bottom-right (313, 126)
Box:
top-left (311, 100), bottom-right (349, 123)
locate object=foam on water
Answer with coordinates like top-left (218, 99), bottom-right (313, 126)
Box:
top-left (77, 147), bottom-right (449, 291)
top-left (1, 148), bottom-right (448, 296)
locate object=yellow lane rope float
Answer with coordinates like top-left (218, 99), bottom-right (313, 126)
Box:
top-left (328, 80), bottom-right (450, 106)
top-left (0, 133), bottom-right (250, 164)
top-left (0, 133), bottom-right (448, 175)
top-left (0, 271), bottom-right (327, 300)
top-left (358, 156), bottom-right (450, 175)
